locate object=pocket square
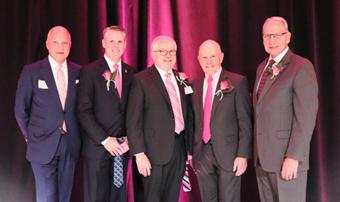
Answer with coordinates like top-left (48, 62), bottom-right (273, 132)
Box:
top-left (75, 79), bottom-right (79, 84)
top-left (38, 80), bottom-right (48, 89)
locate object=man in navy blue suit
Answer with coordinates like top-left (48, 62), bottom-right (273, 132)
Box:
top-left (15, 26), bottom-right (81, 202)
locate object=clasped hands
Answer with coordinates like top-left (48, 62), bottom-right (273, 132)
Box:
top-left (103, 136), bottom-right (129, 156)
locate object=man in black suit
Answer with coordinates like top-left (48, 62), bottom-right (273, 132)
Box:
top-left (77, 26), bottom-right (135, 202)
top-left (15, 26), bottom-right (81, 202)
top-left (126, 35), bottom-right (192, 202)
top-left (191, 40), bottom-right (252, 202)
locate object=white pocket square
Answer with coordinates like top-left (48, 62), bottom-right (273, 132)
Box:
top-left (75, 79), bottom-right (79, 84)
top-left (38, 80), bottom-right (48, 89)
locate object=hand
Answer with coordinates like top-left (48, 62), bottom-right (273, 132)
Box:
top-left (103, 137), bottom-right (124, 156)
top-left (135, 153), bottom-right (152, 177)
top-left (119, 140), bottom-right (130, 154)
top-left (233, 157), bottom-right (247, 176)
top-left (281, 157), bottom-right (299, 180)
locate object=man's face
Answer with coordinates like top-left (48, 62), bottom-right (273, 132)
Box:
top-left (102, 30), bottom-right (126, 62)
top-left (262, 20), bottom-right (291, 58)
top-left (151, 40), bottom-right (177, 71)
top-left (198, 42), bottom-right (224, 76)
top-left (46, 28), bottom-right (71, 64)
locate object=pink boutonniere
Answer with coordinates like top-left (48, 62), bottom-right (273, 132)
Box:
top-left (175, 72), bottom-right (189, 87)
top-left (175, 72), bottom-right (194, 94)
top-left (267, 61), bottom-right (284, 79)
top-left (102, 69), bottom-right (117, 91)
top-left (215, 80), bottom-right (234, 100)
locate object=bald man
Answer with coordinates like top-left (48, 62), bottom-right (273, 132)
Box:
top-left (253, 16), bottom-right (318, 201)
top-left (126, 36), bottom-right (193, 202)
top-left (15, 26), bottom-right (81, 202)
top-left (191, 40), bottom-right (252, 202)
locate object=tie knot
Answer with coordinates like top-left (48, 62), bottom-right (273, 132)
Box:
top-left (207, 76), bottom-right (213, 83)
top-left (113, 64), bottom-right (119, 70)
top-left (165, 72), bottom-right (172, 78)
top-left (268, 59), bottom-right (275, 67)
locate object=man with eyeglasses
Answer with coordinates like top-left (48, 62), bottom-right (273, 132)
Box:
top-left (126, 35), bottom-right (193, 202)
top-left (253, 16), bottom-right (318, 202)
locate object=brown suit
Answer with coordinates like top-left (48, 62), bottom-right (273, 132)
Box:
top-left (192, 69), bottom-right (252, 202)
top-left (253, 49), bottom-right (318, 201)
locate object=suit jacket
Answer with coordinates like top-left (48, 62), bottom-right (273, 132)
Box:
top-left (253, 49), bottom-right (318, 172)
top-left (14, 57), bottom-right (81, 164)
top-left (77, 57), bottom-right (135, 160)
top-left (191, 69), bottom-right (252, 171)
top-left (126, 65), bottom-right (192, 165)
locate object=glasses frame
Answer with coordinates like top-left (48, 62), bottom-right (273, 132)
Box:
top-left (153, 49), bottom-right (177, 56)
top-left (263, 32), bottom-right (288, 40)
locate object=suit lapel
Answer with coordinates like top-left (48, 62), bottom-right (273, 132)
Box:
top-left (211, 70), bottom-right (226, 119)
top-left (64, 62), bottom-right (77, 111)
top-left (99, 58), bottom-right (121, 99)
top-left (41, 58), bottom-right (63, 111)
top-left (173, 70), bottom-right (187, 118)
top-left (257, 50), bottom-right (292, 103)
top-left (121, 63), bottom-right (131, 103)
top-left (253, 60), bottom-right (267, 106)
top-left (148, 66), bottom-right (172, 106)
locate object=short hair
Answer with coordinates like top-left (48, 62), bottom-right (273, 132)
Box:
top-left (102, 25), bottom-right (126, 39)
top-left (263, 16), bottom-right (289, 32)
top-left (198, 39), bottom-right (222, 55)
top-left (151, 35), bottom-right (177, 51)
top-left (46, 26), bottom-right (71, 41)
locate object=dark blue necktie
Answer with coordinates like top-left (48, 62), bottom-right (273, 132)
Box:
top-left (113, 137), bottom-right (125, 188)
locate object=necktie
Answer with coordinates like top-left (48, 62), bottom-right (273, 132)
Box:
top-left (113, 137), bottom-right (125, 188)
top-left (57, 64), bottom-right (67, 132)
top-left (182, 161), bottom-right (192, 192)
top-left (114, 64), bottom-right (122, 98)
top-left (257, 59), bottom-right (275, 98)
top-left (202, 76), bottom-right (213, 143)
top-left (165, 72), bottom-right (184, 134)
top-left (56, 64), bottom-right (67, 109)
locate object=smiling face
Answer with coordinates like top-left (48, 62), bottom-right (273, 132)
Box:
top-left (198, 40), bottom-right (224, 76)
top-left (102, 29), bottom-right (126, 63)
top-left (262, 17), bottom-right (291, 58)
top-left (46, 26), bottom-right (71, 64)
top-left (151, 36), bottom-right (177, 71)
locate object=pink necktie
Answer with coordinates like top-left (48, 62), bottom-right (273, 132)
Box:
top-left (114, 64), bottom-right (122, 98)
top-left (165, 72), bottom-right (184, 134)
top-left (202, 76), bottom-right (213, 143)
top-left (57, 64), bottom-right (67, 109)
top-left (57, 64), bottom-right (67, 132)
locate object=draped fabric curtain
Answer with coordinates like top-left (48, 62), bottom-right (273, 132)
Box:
top-left (0, 0), bottom-right (339, 201)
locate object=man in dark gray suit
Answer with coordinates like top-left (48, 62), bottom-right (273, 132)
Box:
top-left (191, 40), bottom-right (252, 202)
top-left (253, 16), bottom-right (318, 202)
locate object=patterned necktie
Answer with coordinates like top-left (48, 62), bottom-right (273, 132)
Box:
top-left (113, 137), bottom-right (125, 188)
top-left (165, 72), bottom-right (184, 134)
top-left (182, 161), bottom-right (192, 192)
top-left (202, 76), bottom-right (213, 143)
top-left (57, 64), bottom-right (67, 132)
top-left (257, 59), bottom-right (275, 98)
top-left (114, 64), bottom-right (122, 98)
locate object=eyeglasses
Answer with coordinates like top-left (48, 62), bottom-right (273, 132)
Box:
top-left (153, 49), bottom-right (177, 56)
top-left (263, 32), bottom-right (288, 40)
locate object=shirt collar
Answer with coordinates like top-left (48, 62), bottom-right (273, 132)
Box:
top-left (205, 66), bottom-right (222, 82)
top-left (104, 55), bottom-right (122, 72)
top-left (48, 55), bottom-right (67, 69)
top-left (270, 47), bottom-right (289, 63)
